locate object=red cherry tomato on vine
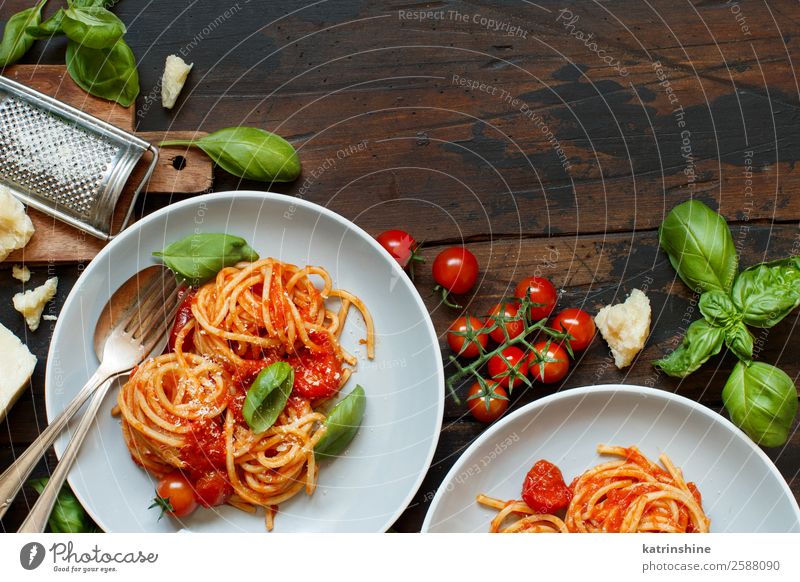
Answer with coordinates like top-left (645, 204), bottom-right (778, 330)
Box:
top-left (466, 380), bottom-right (509, 423)
top-left (514, 276), bottom-right (557, 321)
top-left (447, 315), bottom-right (488, 358)
top-left (152, 472), bottom-right (198, 518)
top-left (528, 341), bottom-right (570, 384)
top-left (376, 229), bottom-right (421, 269)
top-left (485, 302), bottom-right (524, 344)
top-left (551, 308), bottom-right (595, 352)
top-left (432, 247), bottom-right (479, 306)
top-left (487, 346), bottom-right (529, 389)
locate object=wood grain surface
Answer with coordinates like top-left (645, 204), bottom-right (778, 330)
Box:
top-left (1, 0), bottom-right (799, 533)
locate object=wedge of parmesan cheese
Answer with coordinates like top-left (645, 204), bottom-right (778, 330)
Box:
top-left (0, 321), bottom-right (36, 423)
top-left (0, 186), bottom-right (35, 262)
top-left (161, 55), bottom-right (193, 109)
top-left (13, 276), bottom-right (58, 331)
top-left (594, 288), bottom-right (651, 369)
top-left (12, 264), bottom-right (31, 282)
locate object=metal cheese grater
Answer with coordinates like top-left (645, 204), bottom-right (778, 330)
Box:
top-left (0, 75), bottom-right (158, 240)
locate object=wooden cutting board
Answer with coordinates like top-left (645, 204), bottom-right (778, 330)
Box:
top-left (2, 65), bottom-right (215, 264)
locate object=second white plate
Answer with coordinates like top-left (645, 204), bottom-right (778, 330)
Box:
top-left (423, 385), bottom-right (800, 533)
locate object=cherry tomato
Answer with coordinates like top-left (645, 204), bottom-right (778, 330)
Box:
top-left (153, 471), bottom-right (198, 518)
top-left (528, 341), bottom-right (570, 384)
top-left (514, 276), bottom-right (557, 321)
top-left (447, 316), bottom-right (488, 358)
top-left (193, 471), bottom-right (232, 508)
top-left (521, 460), bottom-right (572, 513)
top-left (485, 302), bottom-right (524, 344)
top-left (432, 247), bottom-right (479, 306)
top-left (376, 229), bottom-right (421, 269)
top-left (466, 380), bottom-right (509, 423)
top-left (551, 308), bottom-right (595, 352)
top-left (487, 346), bottom-right (529, 389)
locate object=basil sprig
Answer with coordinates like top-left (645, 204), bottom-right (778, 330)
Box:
top-left (655, 200), bottom-right (800, 447)
top-left (243, 362), bottom-right (294, 434)
top-left (153, 233), bottom-right (259, 284)
top-left (2, 0), bottom-right (139, 105)
top-left (315, 385), bottom-right (366, 459)
top-left (160, 127), bottom-right (301, 183)
top-left (28, 477), bottom-right (99, 533)
top-left (0, 0), bottom-right (47, 67)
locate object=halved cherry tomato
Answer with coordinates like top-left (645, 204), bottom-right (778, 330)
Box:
top-left (514, 276), bottom-right (557, 321)
top-left (193, 471), bottom-right (232, 508)
top-left (466, 380), bottom-right (509, 423)
top-left (528, 341), bottom-right (570, 384)
top-left (551, 308), bottom-right (595, 352)
top-left (432, 247), bottom-right (479, 307)
top-left (521, 460), bottom-right (572, 513)
top-left (485, 302), bottom-right (524, 344)
top-left (152, 471), bottom-right (198, 518)
top-left (487, 346), bottom-right (529, 389)
top-left (376, 229), bottom-right (422, 269)
top-left (447, 315), bottom-right (488, 358)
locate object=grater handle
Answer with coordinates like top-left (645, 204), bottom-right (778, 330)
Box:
top-left (109, 143), bottom-right (160, 240)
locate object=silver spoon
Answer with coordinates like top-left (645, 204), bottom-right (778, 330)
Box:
top-left (0, 265), bottom-right (183, 526)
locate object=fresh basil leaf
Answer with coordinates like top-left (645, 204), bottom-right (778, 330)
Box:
top-left (658, 200), bottom-right (738, 293)
top-left (0, 1), bottom-right (46, 67)
top-left (315, 385), bottom-right (366, 459)
top-left (698, 289), bottom-right (740, 327)
top-left (725, 321), bottom-right (753, 362)
top-left (28, 477), bottom-right (99, 533)
top-left (72, 0), bottom-right (115, 7)
top-left (653, 319), bottom-right (725, 378)
top-left (722, 361), bottom-right (798, 447)
top-left (153, 232), bottom-right (259, 284)
top-left (25, 8), bottom-right (64, 39)
top-left (731, 256), bottom-right (800, 328)
top-left (160, 127), bottom-right (301, 183)
top-left (63, 5), bottom-right (126, 49)
top-left (65, 39), bottom-right (139, 106)
top-left (243, 362), bottom-right (293, 434)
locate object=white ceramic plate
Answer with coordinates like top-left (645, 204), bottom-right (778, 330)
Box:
top-left (45, 191), bottom-right (444, 532)
top-left (422, 385), bottom-right (800, 533)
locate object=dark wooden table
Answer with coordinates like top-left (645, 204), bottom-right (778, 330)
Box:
top-left (2, 0), bottom-right (799, 532)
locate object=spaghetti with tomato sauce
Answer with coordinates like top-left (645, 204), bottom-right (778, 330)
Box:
top-left (115, 257), bottom-right (374, 530)
top-left (477, 445), bottom-right (710, 533)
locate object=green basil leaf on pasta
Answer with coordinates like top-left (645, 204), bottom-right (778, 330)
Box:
top-left (653, 319), bottom-right (725, 378)
top-left (243, 362), bottom-right (294, 434)
top-left (153, 233), bottom-right (259, 284)
top-left (722, 361), bottom-right (798, 447)
top-left (315, 385), bottom-right (366, 459)
top-left (658, 200), bottom-right (738, 293)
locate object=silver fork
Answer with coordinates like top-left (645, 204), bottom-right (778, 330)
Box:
top-left (0, 266), bottom-right (182, 530)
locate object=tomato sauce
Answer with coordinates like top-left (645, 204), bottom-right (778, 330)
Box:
top-left (521, 460), bottom-right (572, 513)
top-left (288, 331), bottom-right (343, 402)
top-left (167, 289), bottom-right (197, 353)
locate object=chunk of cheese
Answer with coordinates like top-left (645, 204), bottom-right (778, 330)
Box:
top-left (12, 264), bottom-right (31, 282)
top-left (13, 277), bottom-right (58, 331)
top-left (594, 288), bottom-right (651, 369)
top-left (0, 186), bottom-right (35, 262)
top-left (0, 321), bottom-right (36, 423)
top-left (161, 55), bottom-right (193, 109)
